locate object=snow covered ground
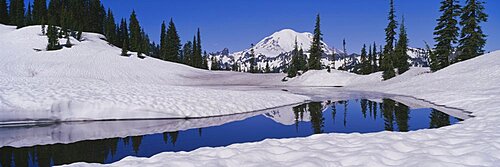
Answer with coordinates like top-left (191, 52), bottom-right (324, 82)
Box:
top-left (2, 24), bottom-right (500, 166)
top-left (64, 51), bottom-right (500, 166)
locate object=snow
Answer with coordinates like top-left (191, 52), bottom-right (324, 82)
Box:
top-left (63, 49), bottom-right (500, 166)
top-left (0, 25), bottom-right (309, 123)
top-left (3, 24), bottom-right (500, 166)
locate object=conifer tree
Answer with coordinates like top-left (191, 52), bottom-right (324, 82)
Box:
top-left (0, 0), bottom-right (8, 24)
top-left (308, 14), bottom-right (323, 70)
top-left (165, 18), bottom-right (181, 62)
top-left (195, 28), bottom-right (203, 68)
top-left (46, 24), bottom-right (61, 50)
top-left (159, 21), bottom-right (167, 60)
top-left (425, 41), bottom-right (440, 72)
top-left (249, 44), bottom-right (256, 73)
top-left (121, 39), bottom-right (128, 56)
top-left (128, 10), bottom-right (141, 52)
top-left (104, 9), bottom-right (117, 45)
top-left (265, 61), bottom-right (271, 73)
top-left (394, 16), bottom-right (410, 74)
top-left (368, 45), bottom-right (373, 73)
top-left (373, 42), bottom-right (378, 71)
top-left (433, 0), bottom-right (461, 71)
top-left (192, 36), bottom-right (197, 65)
top-left (33, 0), bottom-right (47, 24)
top-left (382, 0), bottom-right (397, 80)
top-left (182, 41), bottom-right (193, 66)
top-left (118, 19), bottom-right (129, 52)
top-left (288, 38), bottom-right (299, 77)
top-left (457, 0), bottom-right (488, 61)
top-left (297, 48), bottom-right (307, 72)
top-left (360, 44), bottom-right (369, 74)
top-left (10, 0), bottom-right (25, 28)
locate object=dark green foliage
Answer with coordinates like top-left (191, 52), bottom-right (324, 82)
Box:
top-left (457, 0), bottom-right (488, 61)
top-left (433, 0), bottom-right (461, 71)
top-left (10, 0), bottom-right (25, 28)
top-left (265, 61), bottom-right (271, 73)
top-left (118, 19), bottom-right (129, 49)
top-left (121, 39), bottom-right (128, 56)
top-left (46, 24), bottom-right (61, 50)
top-left (425, 41), bottom-right (440, 72)
top-left (0, 0), bottom-right (8, 24)
top-left (159, 21), bottom-right (167, 60)
top-left (104, 9), bottom-right (117, 45)
top-left (308, 102), bottom-right (324, 134)
top-left (33, 0), bottom-right (47, 24)
top-left (192, 28), bottom-right (203, 68)
top-left (297, 48), bottom-right (307, 71)
top-left (308, 14), bottom-right (323, 70)
top-left (394, 16), bottom-right (410, 74)
top-left (128, 10), bottom-right (141, 52)
top-left (372, 42), bottom-right (378, 72)
top-left (288, 37), bottom-right (299, 77)
top-left (382, 0), bottom-right (397, 80)
top-left (182, 41), bottom-right (193, 66)
top-left (165, 18), bottom-right (181, 62)
top-left (359, 44), bottom-right (371, 75)
top-left (210, 56), bottom-right (218, 70)
top-left (248, 44), bottom-right (256, 73)
top-left (25, 2), bottom-right (33, 25)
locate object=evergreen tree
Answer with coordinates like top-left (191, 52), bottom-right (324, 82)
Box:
top-left (159, 21), bottom-right (167, 60)
top-left (104, 8), bottom-right (117, 45)
top-left (182, 41), bottom-right (193, 66)
top-left (119, 19), bottom-right (129, 55)
top-left (288, 37), bottom-right (299, 77)
top-left (0, 0), bottom-right (8, 24)
top-left (47, 0), bottom-right (61, 25)
top-left (425, 41), bottom-right (440, 72)
top-left (192, 36), bottom-right (197, 65)
top-left (394, 16), bottom-right (410, 74)
top-left (192, 28), bottom-right (203, 68)
top-left (297, 47), bottom-right (307, 72)
top-left (382, 0), bottom-right (397, 80)
top-left (368, 44), bottom-right (373, 73)
top-left (128, 10), bottom-right (141, 52)
top-left (165, 18), bottom-right (181, 62)
top-left (32, 0), bottom-right (47, 24)
top-left (121, 39), bottom-right (128, 56)
top-left (210, 56), bottom-right (218, 70)
top-left (249, 44), bottom-right (256, 73)
top-left (308, 14), bottom-right (323, 70)
top-left (457, 0), bottom-right (488, 61)
top-left (342, 39), bottom-right (347, 70)
top-left (265, 61), bottom-right (271, 73)
top-left (433, 0), bottom-right (461, 71)
top-left (10, 0), bottom-right (25, 28)
top-left (46, 24), bottom-right (61, 50)
top-left (360, 44), bottom-right (370, 74)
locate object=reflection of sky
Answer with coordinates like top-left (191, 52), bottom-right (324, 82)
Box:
top-left (1, 99), bottom-right (461, 166)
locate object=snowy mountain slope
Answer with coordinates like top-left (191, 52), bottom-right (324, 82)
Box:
top-left (0, 24), bottom-right (309, 123)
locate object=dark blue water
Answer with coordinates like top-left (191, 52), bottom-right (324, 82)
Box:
top-left (0, 99), bottom-right (462, 167)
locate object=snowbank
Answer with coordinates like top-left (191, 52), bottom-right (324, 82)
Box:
top-left (0, 25), bottom-right (308, 123)
top-left (65, 51), bottom-right (500, 166)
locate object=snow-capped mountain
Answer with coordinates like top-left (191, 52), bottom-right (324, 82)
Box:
top-left (210, 29), bottom-right (429, 73)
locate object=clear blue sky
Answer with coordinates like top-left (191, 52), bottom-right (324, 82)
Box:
top-left (98, 0), bottom-right (499, 54)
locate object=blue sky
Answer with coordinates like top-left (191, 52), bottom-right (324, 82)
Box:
top-left (98, 0), bottom-right (499, 54)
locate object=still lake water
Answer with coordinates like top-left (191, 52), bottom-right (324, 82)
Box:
top-left (0, 98), bottom-right (462, 167)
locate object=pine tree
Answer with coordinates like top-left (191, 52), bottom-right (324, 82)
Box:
top-left (308, 14), bottom-right (323, 70)
top-left (394, 16), bottom-right (410, 74)
top-left (32, 0), bottom-right (47, 24)
top-left (104, 9), bottom-right (117, 45)
top-left (342, 39), bottom-right (347, 70)
top-left (297, 47), bottom-right (307, 72)
top-left (192, 36), bottom-right (197, 65)
top-left (457, 0), bottom-right (488, 61)
top-left (0, 0), bottom-right (8, 24)
top-left (196, 28), bottom-right (202, 68)
top-left (425, 41), bottom-right (440, 72)
top-left (46, 24), bottom-right (60, 50)
top-left (165, 18), bottom-right (181, 62)
top-left (119, 18), bottom-right (129, 55)
top-left (10, 0), bottom-right (25, 28)
top-left (382, 0), bottom-right (397, 80)
top-left (368, 44), bottom-right (373, 73)
top-left (360, 44), bottom-right (369, 74)
top-left (121, 39), bottom-right (128, 56)
top-left (182, 41), bottom-right (193, 66)
top-left (288, 37), bottom-right (299, 77)
top-left (159, 21), bottom-right (167, 60)
top-left (373, 43), bottom-right (378, 71)
top-left (265, 61), bottom-right (271, 73)
top-left (249, 44), bottom-right (256, 73)
top-left (433, 0), bottom-right (461, 71)
top-left (128, 10), bottom-right (141, 52)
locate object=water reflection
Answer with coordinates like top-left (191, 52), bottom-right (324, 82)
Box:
top-left (0, 98), bottom-right (463, 166)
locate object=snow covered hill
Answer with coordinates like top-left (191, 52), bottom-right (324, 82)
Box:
top-left (210, 29), bottom-right (430, 73)
top-left (0, 24), bottom-right (308, 123)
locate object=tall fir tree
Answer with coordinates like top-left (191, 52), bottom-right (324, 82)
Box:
top-left (288, 37), bottom-right (299, 77)
top-left (194, 28), bottom-right (203, 68)
top-left (182, 41), bottom-right (193, 65)
top-left (119, 18), bottom-right (129, 52)
top-left (104, 8), bottom-right (117, 46)
top-left (32, 0), bottom-right (47, 24)
top-left (308, 14), bottom-right (323, 70)
top-left (372, 42), bottom-right (378, 72)
top-left (128, 10), bottom-right (142, 52)
top-left (382, 0), bottom-right (397, 80)
top-left (165, 18), bottom-right (181, 62)
top-left (433, 0), bottom-right (461, 71)
top-left (159, 21), bottom-right (167, 60)
top-left (192, 36), bottom-right (197, 65)
top-left (0, 0), bottom-right (8, 24)
top-left (249, 44), bottom-right (256, 73)
top-left (368, 44), bottom-right (373, 73)
top-left (46, 24), bottom-right (60, 50)
top-left (10, 0), bottom-right (25, 28)
top-left (25, 2), bottom-right (33, 25)
top-left (394, 16), bottom-right (410, 74)
top-left (457, 0), bottom-right (488, 61)
top-left (360, 44), bottom-right (370, 75)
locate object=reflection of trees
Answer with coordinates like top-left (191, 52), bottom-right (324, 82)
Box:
top-left (131, 136), bottom-right (143, 154)
top-left (394, 102), bottom-right (410, 132)
top-left (361, 99), bottom-right (368, 118)
top-left (331, 102), bottom-right (337, 125)
top-left (162, 131), bottom-right (179, 146)
top-left (429, 109), bottom-right (450, 128)
top-left (308, 102), bottom-right (324, 134)
top-left (373, 101), bottom-right (378, 120)
top-left (293, 104), bottom-right (307, 132)
top-left (382, 99), bottom-right (395, 131)
top-left (0, 147), bottom-right (13, 167)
